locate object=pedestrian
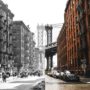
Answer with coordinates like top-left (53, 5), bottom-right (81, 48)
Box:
top-left (2, 72), bottom-right (7, 82)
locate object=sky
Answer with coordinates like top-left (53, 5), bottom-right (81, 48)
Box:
top-left (3, 0), bottom-right (67, 45)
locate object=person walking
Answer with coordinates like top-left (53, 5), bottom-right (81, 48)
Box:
top-left (2, 72), bottom-right (7, 82)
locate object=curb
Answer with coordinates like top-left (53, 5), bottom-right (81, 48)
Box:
top-left (80, 77), bottom-right (90, 83)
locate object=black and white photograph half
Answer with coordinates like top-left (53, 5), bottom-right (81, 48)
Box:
top-left (0, 0), bottom-right (90, 90)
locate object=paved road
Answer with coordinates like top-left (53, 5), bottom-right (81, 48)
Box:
top-left (45, 75), bottom-right (90, 90)
top-left (0, 75), bottom-right (90, 90)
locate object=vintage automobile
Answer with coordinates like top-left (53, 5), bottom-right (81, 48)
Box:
top-left (6, 72), bottom-right (11, 78)
top-left (51, 69), bottom-right (59, 78)
top-left (20, 71), bottom-right (28, 78)
top-left (47, 72), bottom-right (53, 77)
top-left (59, 71), bottom-right (64, 79)
top-left (63, 70), bottom-right (80, 82)
top-left (55, 72), bottom-right (60, 78)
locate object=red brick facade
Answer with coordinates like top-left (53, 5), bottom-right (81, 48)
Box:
top-left (57, 0), bottom-right (90, 76)
top-left (65, 0), bottom-right (81, 74)
top-left (57, 24), bottom-right (67, 71)
top-left (85, 0), bottom-right (90, 74)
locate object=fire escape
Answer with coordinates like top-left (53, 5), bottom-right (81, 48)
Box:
top-left (0, 14), bottom-right (4, 67)
top-left (0, 14), bottom-right (9, 69)
top-left (77, 0), bottom-right (88, 66)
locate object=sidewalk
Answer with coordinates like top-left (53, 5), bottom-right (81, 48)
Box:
top-left (0, 75), bottom-right (45, 83)
top-left (80, 76), bottom-right (90, 83)
top-left (0, 76), bottom-right (17, 83)
top-left (0, 76), bottom-right (45, 90)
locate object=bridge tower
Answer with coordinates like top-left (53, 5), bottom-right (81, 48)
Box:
top-left (37, 23), bottom-right (62, 72)
top-left (45, 25), bottom-right (53, 71)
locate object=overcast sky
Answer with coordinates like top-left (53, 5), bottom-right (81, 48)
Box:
top-left (3, 0), bottom-right (67, 44)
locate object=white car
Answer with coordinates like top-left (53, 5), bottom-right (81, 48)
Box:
top-left (64, 70), bottom-right (80, 82)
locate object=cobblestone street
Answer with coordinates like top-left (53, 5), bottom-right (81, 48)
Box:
top-left (45, 75), bottom-right (90, 90)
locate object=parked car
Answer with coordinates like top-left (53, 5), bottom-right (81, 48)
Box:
top-left (63, 70), bottom-right (80, 82)
top-left (55, 72), bottom-right (60, 78)
top-left (12, 72), bottom-right (17, 76)
top-left (6, 72), bottom-right (10, 78)
top-left (20, 72), bottom-right (28, 78)
top-left (47, 72), bottom-right (53, 77)
top-left (59, 71), bottom-right (64, 79)
top-left (52, 70), bottom-right (57, 78)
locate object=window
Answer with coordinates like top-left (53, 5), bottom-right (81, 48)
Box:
top-left (88, 15), bottom-right (90, 26)
top-left (3, 33), bottom-right (7, 40)
top-left (12, 36), bottom-right (16, 40)
top-left (73, 0), bottom-right (75, 5)
top-left (3, 43), bottom-right (6, 52)
top-left (88, 0), bottom-right (90, 9)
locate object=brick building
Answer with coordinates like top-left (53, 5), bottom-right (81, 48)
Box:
top-left (65, 0), bottom-right (82, 74)
top-left (29, 33), bottom-right (36, 73)
top-left (29, 32), bottom-right (36, 64)
top-left (57, 0), bottom-right (90, 76)
top-left (57, 23), bottom-right (67, 71)
top-left (24, 25), bottom-right (30, 71)
top-left (33, 48), bottom-right (40, 72)
top-left (0, 0), bottom-right (14, 72)
top-left (12, 21), bottom-right (30, 72)
top-left (57, 0), bottom-right (90, 75)
top-left (12, 21), bottom-right (36, 73)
